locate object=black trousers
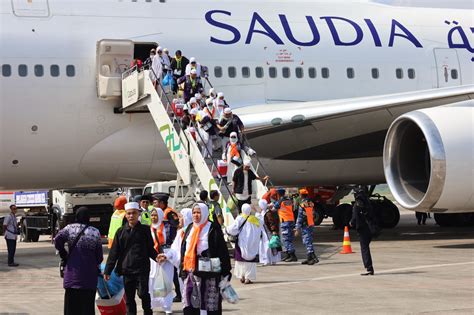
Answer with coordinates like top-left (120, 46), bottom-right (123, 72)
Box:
top-left (64, 288), bottom-right (95, 315)
top-left (236, 197), bottom-right (251, 213)
top-left (415, 212), bottom-right (427, 225)
top-left (184, 307), bottom-right (222, 315)
top-left (5, 238), bottom-right (16, 265)
top-left (358, 229), bottom-right (373, 272)
top-left (124, 273), bottom-right (152, 315)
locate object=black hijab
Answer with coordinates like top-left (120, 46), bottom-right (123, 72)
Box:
top-left (75, 206), bottom-right (90, 225)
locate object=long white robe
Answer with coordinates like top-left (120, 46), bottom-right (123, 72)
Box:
top-left (226, 215), bottom-right (265, 280)
top-left (256, 212), bottom-right (280, 265)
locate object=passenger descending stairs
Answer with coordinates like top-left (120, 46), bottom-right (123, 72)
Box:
top-left (120, 66), bottom-right (271, 227)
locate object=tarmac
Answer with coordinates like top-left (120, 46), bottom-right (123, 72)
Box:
top-left (0, 209), bottom-right (473, 314)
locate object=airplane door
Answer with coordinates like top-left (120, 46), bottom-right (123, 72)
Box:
top-left (12, 0), bottom-right (50, 17)
top-left (434, 48), bottom-right (461, 88)
top-left (96, 39), bottom-right (134, 99)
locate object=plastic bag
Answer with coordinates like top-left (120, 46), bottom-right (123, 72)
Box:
top-left (97, 263), bottom-right (124, 299)
top-left (153, 264), bottom-right (173, 298)
top-left (268, 235), bottom-right (281, 249)
top-left (219, 276), bottom-right (239, 304)
top-left (162, 72), bottom-right (174, 87)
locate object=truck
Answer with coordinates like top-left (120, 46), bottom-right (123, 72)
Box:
top-left (14, 191), bottom-right (52, 242)
top-left (51, 188), bottom-right (120, 237)
top-left (143, 180), bottom-right (195, 209)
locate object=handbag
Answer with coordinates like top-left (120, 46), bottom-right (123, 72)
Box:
top-left (226, 216), bottom-right (249, 243)
top-left (268, 234), bottom-right (281, 249)
top-left (60, 224), bottom-right (88, 278)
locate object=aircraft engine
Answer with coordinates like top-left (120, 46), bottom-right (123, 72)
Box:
top-left (383, 101), bottom-right (474, 213)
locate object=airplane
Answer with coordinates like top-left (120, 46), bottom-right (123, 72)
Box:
top-left (0, 0), bottom-right (473, 227)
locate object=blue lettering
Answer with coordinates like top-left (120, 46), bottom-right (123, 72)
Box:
top-left (389, 19), bottom-right (423, 48)
top-left (205, 10), bottom-right (241, 45)
top-left (245, 12), bottom-right (284, 45)
top-left (364, 19), bottom-right (382, 47)
top-left (321, 16), bottom-right (363, 46)
top-left (279, 15), bottom-right (321, 47)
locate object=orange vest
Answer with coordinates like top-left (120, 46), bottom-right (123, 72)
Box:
top-left (151, 224), bottom-right (165, 253)
top-left (163, 207), bottom-right (178, 221)
top-left (278, 199), bottom-right (294, 222)
top-left (304, 207), bottom-right (315, 226)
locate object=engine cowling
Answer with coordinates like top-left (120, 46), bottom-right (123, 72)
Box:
top-left (383, 101), bottom-right (474, 213)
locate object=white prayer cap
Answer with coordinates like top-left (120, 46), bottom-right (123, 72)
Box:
top-left (224, 107), bottom-right (232, 114)
top-left (230, 131), bottom-right (238, 138)
top-left (125, 202), bottom-right (139, 211)
top-left (258, 199), bottom-right (268, 212)
top-left (195, 93), bottom-right (202, 100)
top-left (190, 69), bottom-right (197, 74)
top-left (206, 98), bottom-right (213, 105)
top-left (242, 203), bottom-right (252, 215)
top-left (157, 46), bottom-right (163, 52)
top-left (217, 92), bottom-right (224, 98)
top-left (190, 108), bottom-right (198, 115)
top-left (190, 57), bottom-right (196, 63)
top-left (190, 97), bottom-right (197, 103)
top-left (163, 48), bottom-right (169, 53)
top-left (243, 158), bottom-right (252, 166)
top-left (209, 88), bottom-right (216, 95)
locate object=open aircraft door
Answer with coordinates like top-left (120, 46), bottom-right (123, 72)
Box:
top-left (434, 48), bottom-right (461, 88)
top-left (96, 39), bottom-right (134, 99)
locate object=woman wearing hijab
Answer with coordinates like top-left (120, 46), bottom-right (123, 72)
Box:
top-left (160, 203), bottom-right (231, 315)
top-left (226, 203), bottom-right (265, 284)
top-left (149, 208), bottom-right (175, 314)
top-left (256, 199), bottom-right (282, 266)
top-left (54, 207), bottom-right (103, 315)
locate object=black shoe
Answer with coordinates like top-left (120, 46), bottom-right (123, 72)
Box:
top-left (281, 252), bottom-right (290, 262)
top-left (307, 253), bottom-right (319, 265)
top-left (361, 270), bottom-right (374, 276)
top-left (286, 253), bottom-right (298, 262)
top-left (8, 263), bottom-right (19, 267)
top-left (173, 296), bottom-right (182, 303)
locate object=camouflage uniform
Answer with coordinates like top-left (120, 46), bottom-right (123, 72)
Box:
top-left (296, 198), bottom-right (318, 265)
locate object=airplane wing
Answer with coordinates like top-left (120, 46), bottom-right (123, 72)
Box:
top-left (236, 85), bottom-right (474, 160)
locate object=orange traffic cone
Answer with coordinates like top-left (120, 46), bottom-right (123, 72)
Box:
top-left (340, 226), bottom-right (354, 254)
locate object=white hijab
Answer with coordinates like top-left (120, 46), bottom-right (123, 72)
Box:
top-left (258, 199), bottom-right (268, 213)
top-left (180, 208), bottom-right (193, 228)
top-left (151, 207), bottom-right (164, 229)
top-left (242, 203), bottom-right (252, 216)
top-left (187, 203), bottom-right (211, 255)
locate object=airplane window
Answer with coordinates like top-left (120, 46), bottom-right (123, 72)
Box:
top-left (282, 67), bottom-right (290, 78)
top-left (396, 68), bottom-right (403, 79)
top-left (295, 67), bottom-right (303, 78)
top-left (2, 64), bottom-right (11, 77)
top-left (242, 67), bottom-right (250, 78)
top-left (34, 65), bottom-right (44, 77)
top-left (50, 65), bottom-right (60, 77)
top-left (308, 67), bottom-right (316, 78)
top-left (228, 66), bottom-right (236, 78)
top-left (321, 67), bottom-right (329, 79)
top-left (269, 67), bottom-right (277, 78)
top-left (66, 65), bottom-right (75, 77)
top-left (371, 68), bottom-right (379, 79)
top-left (347, 68), bottom-right (355, 79)
top-left (214, 66), bottom-right (223, 78)
top-left (255, 67), bottom-right (264, 78)
top-left (408, 68), bottom-right (415, 79)
top-left (451, 69), bottom-right (458, 80)
top-left (18, 64), bottom-right (28, 77)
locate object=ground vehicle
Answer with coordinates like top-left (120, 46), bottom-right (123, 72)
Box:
top-left (14, 191), bottom-right (51, 242)
top-left (51, 188), bottom-right (120, 236)
top-left (143, 181), bottom-right (195, 208)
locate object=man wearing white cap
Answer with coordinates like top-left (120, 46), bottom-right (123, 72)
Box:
top-left (104, 202), bottom-right (158, 315)
top-left (232, 158), bottom-right (270, 212)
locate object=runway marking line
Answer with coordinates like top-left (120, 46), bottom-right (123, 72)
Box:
top-left (238, 261), bottom-right (474, 292)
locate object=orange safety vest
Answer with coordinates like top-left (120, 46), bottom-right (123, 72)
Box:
top-left (151, 224), bottom-right (165, 253)
top-left (163, 207), bottom-right (178, 221)
top-left (278, 199), bottom-right (294, 222)
top-left (301, 200), bottom-right (315, 226)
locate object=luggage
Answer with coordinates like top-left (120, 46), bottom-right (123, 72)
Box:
top-left (188, 127), bottom-right (196, 140)
top-left (172, 99), bottom-right (185, 117)
top-left (217, 160), bottom-right (228, 176)
top-left (96, 286), bottom-right (126, 315)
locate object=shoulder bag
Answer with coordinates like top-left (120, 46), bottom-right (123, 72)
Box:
top-left (60, 224), bottom-right (88, 278)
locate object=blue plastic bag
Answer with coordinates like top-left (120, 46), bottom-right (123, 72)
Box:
top-left (162, 72), bottom-right (175, 88)
top-left (97, 263), bottom-right (124, 299)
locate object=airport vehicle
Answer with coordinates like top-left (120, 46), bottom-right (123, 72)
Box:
top-left (51, 188), bottom-right (120, 236)
top-left (14, 191), bottom-right (52, 242)
top-left (0, 1), bottom-right (473, 227)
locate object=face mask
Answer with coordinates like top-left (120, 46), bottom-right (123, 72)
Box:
top-left (230, 137), bottom-right (237, 144)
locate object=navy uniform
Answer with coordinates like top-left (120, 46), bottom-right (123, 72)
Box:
top-left (350, 186), bottom-right (375, 276)
top-left (274, 188), bottom-right (297, 262)
top-left (295, 190), bottom-right (319, 265)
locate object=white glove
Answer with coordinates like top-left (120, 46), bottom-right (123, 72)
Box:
top-left (247, 148), bottom-right (256, 156)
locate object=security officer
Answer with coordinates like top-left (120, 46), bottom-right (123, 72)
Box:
top-left (274, 188), bottom-right (297, 262)
top-left (350, 186), bottom-right (376, 276)
top-left (294, 189), bottom-right (318, 265)
top-left (138, 195), bottom-right (152, 226)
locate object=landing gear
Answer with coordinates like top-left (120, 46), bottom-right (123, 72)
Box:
top-left (371, 194), bottom-right (400, 228)
top-left (332, 203), bottom-right (353, 229)
top-left (434, 213), bottom-right (474, 227)
top-left (312, 203), bottom-right (325, 226)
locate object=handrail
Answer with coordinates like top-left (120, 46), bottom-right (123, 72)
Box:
top-left (142, 65), bottom-right (238, 206)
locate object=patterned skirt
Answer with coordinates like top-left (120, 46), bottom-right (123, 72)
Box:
top-left (183, 272), bottom-right (222, 312)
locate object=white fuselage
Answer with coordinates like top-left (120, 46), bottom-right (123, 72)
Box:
top-left (0, 0), bottom-right (473, 189)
